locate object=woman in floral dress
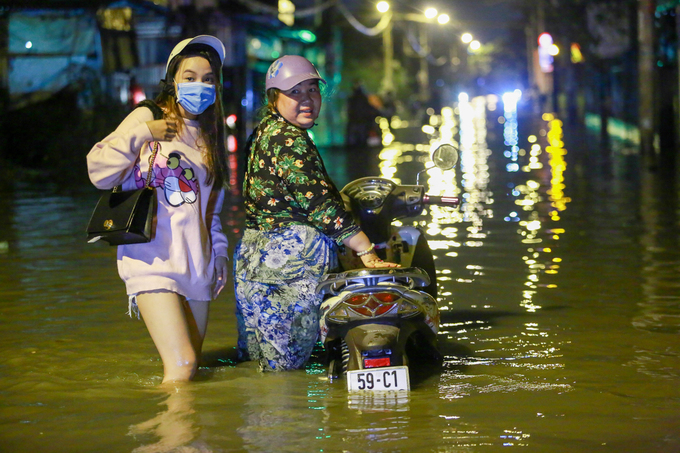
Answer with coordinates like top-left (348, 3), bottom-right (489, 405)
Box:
top-left (233, 55), bottom-right (398, 371)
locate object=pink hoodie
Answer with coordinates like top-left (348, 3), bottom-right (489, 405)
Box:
top-left (87, 107), bottom-right (228, 302)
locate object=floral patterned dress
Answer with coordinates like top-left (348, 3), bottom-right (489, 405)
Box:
top-left (234, 110), bottom-right (360, 371)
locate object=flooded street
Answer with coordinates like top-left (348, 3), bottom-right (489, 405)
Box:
top-left (1, 95), bottom-right (679, 453)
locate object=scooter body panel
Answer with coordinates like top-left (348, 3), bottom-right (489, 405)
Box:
top-left (318, 267), bottom-right (441, 379)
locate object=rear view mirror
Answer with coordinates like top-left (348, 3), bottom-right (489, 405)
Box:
top-left (431, 144), bottom-right (459, 171)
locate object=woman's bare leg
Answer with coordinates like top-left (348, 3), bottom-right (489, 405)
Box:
top-left (136, 291), bottom-right (208, 384)
top-left (187, 299), bottom-right (210, 354)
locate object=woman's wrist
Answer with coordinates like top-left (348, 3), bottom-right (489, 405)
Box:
top-left (356, 243), bottom-right (375, 257)
top-left (360, 250), bottom-right (382, 263)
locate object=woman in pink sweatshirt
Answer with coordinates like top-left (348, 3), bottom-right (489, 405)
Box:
top-left (87, 36), bottom-right (229, 384)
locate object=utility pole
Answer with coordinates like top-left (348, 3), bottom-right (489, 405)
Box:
top-left (676, 4), bottom-right (680, 168)
top-left (0, 13), bottom-right (8, 115)
top-left (638, 0), bottom-right (655, 161)
top-left (418, 23), bottom-right (430, 103)
top-left (382, 20), bottom-right (393, 94)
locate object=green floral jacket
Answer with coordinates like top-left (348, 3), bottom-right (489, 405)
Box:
top-left (243, 110), bottom-right (360, 245)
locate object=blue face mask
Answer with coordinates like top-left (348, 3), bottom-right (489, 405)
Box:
top-left (175, 82), bottom-right (216, 115)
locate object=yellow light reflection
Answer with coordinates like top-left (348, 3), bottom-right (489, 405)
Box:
top-left (546, 119), bottom-right (571, 212)
top-left (507, 112), bottom-right (570, 311)
top-left (446, 95), bottom-right (491, 242)
top-left (379, 148), bottom-right (399, 161)
top-left (427, 226), bottom-right (442, 236)
top-left (429, 240), bottom-right (460, 250)
top-left (415, 96), bottom-right (571, 385)
top-left (376, 140), bottom-right (402, 184)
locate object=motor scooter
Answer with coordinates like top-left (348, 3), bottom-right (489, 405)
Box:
top-left (317, 144), bottom-right (459, 391)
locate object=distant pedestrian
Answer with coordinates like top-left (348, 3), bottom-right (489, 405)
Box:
top-left (346, 81), bottom-right (380, 146)
top-left (87, 35), bottom-right (230, 384)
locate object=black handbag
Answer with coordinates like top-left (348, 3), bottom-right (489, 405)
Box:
top-left (86, 141), bottom-right (159, 246)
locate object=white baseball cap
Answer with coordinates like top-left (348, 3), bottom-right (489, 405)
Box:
top-left (165, 35), bottom-right (226, 73)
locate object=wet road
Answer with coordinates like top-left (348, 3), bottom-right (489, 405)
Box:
top-left (1, 95), bottom-right (679, 453)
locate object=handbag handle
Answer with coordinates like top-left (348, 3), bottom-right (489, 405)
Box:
top-left (113, 141), bottom-right (159, 193)
top-left (144, 141), bottom-right (160, 188)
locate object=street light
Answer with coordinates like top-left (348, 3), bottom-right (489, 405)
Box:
top-left (375, 4), bottom-right (455, 98)
top-left (376, 1), bottom-right (389, 13)
top-left (376, 2), bottom-right (394, 93)
top-left (414, 7), bottom-right (452, 102)
top-left (461, 33), bottom-right (473, 44)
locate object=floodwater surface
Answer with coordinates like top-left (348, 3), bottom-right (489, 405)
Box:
top-left (1, 97), bottom-right (679, 453)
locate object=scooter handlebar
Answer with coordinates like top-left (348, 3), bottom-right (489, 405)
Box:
top-left (423, 194), bottom-right (460, 206)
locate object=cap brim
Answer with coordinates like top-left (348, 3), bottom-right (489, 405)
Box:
top-left (186, 35), bottom-right (226, 63)
top-left (275, 74), bottom-right (327, 91)
top-left (166, 35), bottom-right (226, 73)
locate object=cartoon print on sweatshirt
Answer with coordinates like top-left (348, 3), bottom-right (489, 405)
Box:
top-left (134, 146), bottom-right (199, 207)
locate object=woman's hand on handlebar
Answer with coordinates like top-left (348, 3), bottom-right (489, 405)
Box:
top-left (360, 252), bottom-right (400, 268)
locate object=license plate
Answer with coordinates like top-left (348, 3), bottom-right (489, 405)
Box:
top-left (347, 366), bottom-right (410, 392)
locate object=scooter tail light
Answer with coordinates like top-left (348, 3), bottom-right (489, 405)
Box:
top-left (374, 303), bottom-right (396, 316)
top-left (373, 292), bottom-right (399, 303)
top-left (343, 291), bottom-right (401, 318)
top-left (346, 294), bottom-right (370, 305)
top-left (351, 306), bottom-right (374, 317)
top-left (363, 357), bottom-right (391, 368)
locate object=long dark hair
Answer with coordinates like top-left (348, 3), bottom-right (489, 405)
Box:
top-left (156, 46), bottom-right (228, 188)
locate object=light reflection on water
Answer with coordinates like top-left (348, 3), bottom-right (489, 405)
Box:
top-left (1, 97), bottom-right (680, 451)
top-left (431, 95), bottom-right (572, 407)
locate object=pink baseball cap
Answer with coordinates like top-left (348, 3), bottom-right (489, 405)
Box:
top-left (265, 55), bottom-right (326, 91)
